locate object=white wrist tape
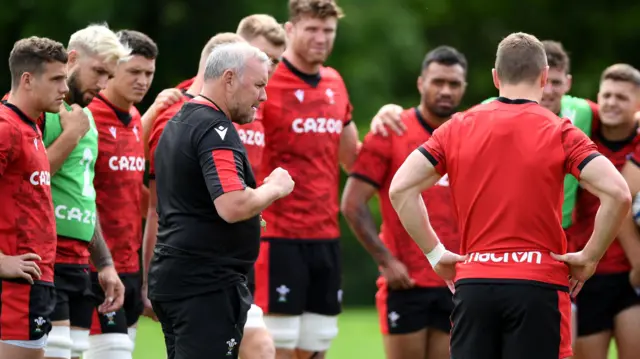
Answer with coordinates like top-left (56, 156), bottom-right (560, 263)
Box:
top-left (425, 243), bottom-right (446, 267)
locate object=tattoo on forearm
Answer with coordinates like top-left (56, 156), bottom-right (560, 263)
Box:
top-left (349, 202), bottom-right (391, 264)
top-left (89, 217), bottom-right (113, 270)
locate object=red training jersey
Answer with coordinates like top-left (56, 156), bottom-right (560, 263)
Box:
top-left (567, 130), bottom-right (640, 274)
top-left (421, 97), bottom-right (599, 289)
top-left (89, 94), bottom-right (145, 274)
top-left (0, 103), bottom-right (56, 284)
top-left (258, 59), bottom-right (353, 240)
top-left (148, 95), bottom-right (190, 179)
top-left (351, 108), bottom-right (459, 288)
top-left (175, 77), bottom-right (195, 91)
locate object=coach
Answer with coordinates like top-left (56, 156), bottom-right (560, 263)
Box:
top-left (148, 42), bottom-right (294, 359)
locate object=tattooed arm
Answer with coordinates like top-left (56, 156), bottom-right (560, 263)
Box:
top-left (89, 212), bottom-right (113, 270)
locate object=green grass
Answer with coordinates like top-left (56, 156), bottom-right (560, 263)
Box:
top-left (133, 307), bottom-right (618, 359)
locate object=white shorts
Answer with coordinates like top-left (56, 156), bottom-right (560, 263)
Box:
top-left (244, 304), bottom-right (266, 329)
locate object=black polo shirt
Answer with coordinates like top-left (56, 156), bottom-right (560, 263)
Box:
top-left (148, 96), bottom-right (260, 301)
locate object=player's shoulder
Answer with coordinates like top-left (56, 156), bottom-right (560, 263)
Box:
top-left (0, 104), bottom-right (22, 129)
top-left (319, 66), bottom-right (344, 81)
top-left (179, 99), bottom-right (229, 129)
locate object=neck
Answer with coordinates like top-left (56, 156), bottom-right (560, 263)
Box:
top-left (600, 122), bottom-right (636, 141)
top-left (102, 87), bottom-right (132, 111)
top-left (200, 84), bottom-right (231, 119)
top-left (498, 84), bottom-right (542, 103)
top-left (418, 104), bottom-right (448, 127)
top-left (7, 91), bottom-right (41, 120)
top-left (188, 73), bottom-right (204, 96)
top-left (283, 49), bottom-right (320, 74)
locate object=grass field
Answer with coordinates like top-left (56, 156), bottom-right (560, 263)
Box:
top-left (132, 307), bottom-right (619, 359)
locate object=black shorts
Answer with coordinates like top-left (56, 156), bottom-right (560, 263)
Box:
top-left (377, 286), bottom-right (453, 335)
top-left (90, 272), bottom-right (143, 334)
top-left (451, 281), bottom-right (572, 359)
top-left (575, 272), bottom-right (640, 336)
top-left (151, 283), bottom-right (251, 359)
top-left (0, 281), bottom-right (56, 340)
top-left (254, 239), bottom-right (342, 316)
top-left (50, 264), bottom-right (94, 329)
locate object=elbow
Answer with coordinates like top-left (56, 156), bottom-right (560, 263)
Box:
top-left (340, 195), bottom-right (359, 224)
top-left (388, 184), bottom-right (404, 211)
top-left (217, 205), bottom-right (246, 224)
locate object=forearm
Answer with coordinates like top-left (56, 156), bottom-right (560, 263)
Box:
top-left (47, 131), bottom-right (80, 174)
top-left (584, 195), bottom-right (631, 261)
top-left (142, 106), bottom-right (159, 159)
top-left (391, 190), bottom-right (440, 254)
top-left (142, 209), bottom-right (158, 284)
top-left (343, 202), bottom-right (392, 265)
top-left (216, 184), bottom-right (282, 223)
top-left (615, 214), bottom-right (640, 265)
top-left (88, 214), bottom-right (114, 271)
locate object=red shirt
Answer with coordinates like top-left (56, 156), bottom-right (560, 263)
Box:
top-left (176, 77), bottom-right (195, 91)
top-left (421, 97), bottom-right (599, 289)
top-left (567, 131), bottom-right (640, 274)
top-left (352, 108), bottom-right (459, 288)
top-left (89, 94), bottom-right (145, 273)
top-left (149, 90), bottom-right (265, 177)
top-left (258, 59), bottom-right (353, 240)
top-left (0, 103), bottom-right (56, 284)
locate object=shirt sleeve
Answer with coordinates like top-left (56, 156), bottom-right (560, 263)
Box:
top-left (350, 131), bottom-right (392, 188)
top-left (629, 142), bottom-right (640, 168)
top-left (418, 116), bottom-right (455, 175)
top-left (0, 118), bottom-right (20, 176)
top-left (196, 123), bottom-right (247, 201)
top-left (561, 119), bottom-right (600, 178)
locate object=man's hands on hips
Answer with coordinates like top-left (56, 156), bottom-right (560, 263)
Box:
top-left (97, 266), bottom-right (125, 313)
top-left (551, 251), bottom-right (599, 298)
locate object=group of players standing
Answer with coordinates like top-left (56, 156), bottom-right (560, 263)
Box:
top-left (1, 0), bottom-right (640, 359)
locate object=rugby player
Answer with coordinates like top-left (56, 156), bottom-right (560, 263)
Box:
top-left (0, 36), bottom-right (67, 359)
top-left (40, 24), bottom-right (129, 359)
top-left (569, 64), bottom-right (640, 359)
top-left (251, 1), bottom-right (362, 358)
top-left (341, 46), bottom-right (466, 359)
top-left (84, 30), bottom-right (157, 359)
top-left (389, 32), bottom-right (630, 359)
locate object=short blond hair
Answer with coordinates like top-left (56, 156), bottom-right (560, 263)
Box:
top-left (68, 23), bottom-right (130, 64)
top-left (201, 33), bottom-right (246, 61)
top-left (237, 14), bottom-right (286, 47)
top-left (495, 32), bottom-right (547, 85)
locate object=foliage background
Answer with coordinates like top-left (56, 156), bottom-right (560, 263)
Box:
top-left (2, 0), bottom-right (637, 304)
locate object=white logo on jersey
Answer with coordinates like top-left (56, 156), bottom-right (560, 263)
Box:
top-left (325, 88), bottom-right (335, 104)
top-left (108, 156), bottom-right (145, 172)
top-left (435, 174), bottom-right (449, 187)
top-left (215, 125), bottom-right (228, 140)
top-left (109, 126), bottom-right (117, 139)
top-left (294, 89), bottom-right (304, 103)
top-left (292, 118), bottom-right (343, 134)
top-left (464, 251), bottom-right (543, 264)
top-left (55, 205), bottom-right (96, 225)
top-left (237, 129), bottom-right (265, 147)
top-left (29, 171), bottom-right (50, 186)
top-left (132, 125), bottom-right (140, 142)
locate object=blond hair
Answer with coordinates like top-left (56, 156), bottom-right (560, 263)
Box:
top-left (237, 14), bottom-right (286, 47)
top-left (68, 23), bottom-right (130, 63)
top-left (495, 32), bottom-right (547, 85)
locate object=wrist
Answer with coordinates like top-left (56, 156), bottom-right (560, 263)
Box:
top-left (425, 243), bottom-right (446, 267)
